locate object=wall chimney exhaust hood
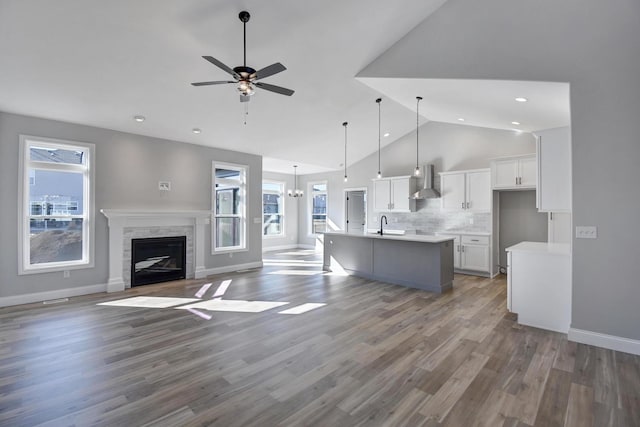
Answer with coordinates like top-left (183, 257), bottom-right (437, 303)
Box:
top-left (412, 164), bottom-right (440, 199)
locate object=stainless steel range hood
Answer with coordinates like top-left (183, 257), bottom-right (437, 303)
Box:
top-left (412, 164), bottom-right (440, 199)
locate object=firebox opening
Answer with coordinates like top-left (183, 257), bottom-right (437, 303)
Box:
top-left (131, 236), bottom-right (186, 286)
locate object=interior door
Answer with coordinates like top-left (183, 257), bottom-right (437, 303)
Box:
top-left (346, 191), bottom-right (366, 233)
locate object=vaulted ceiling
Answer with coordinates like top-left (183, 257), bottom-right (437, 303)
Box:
top-left (0, 0), bottom-right (569, 174)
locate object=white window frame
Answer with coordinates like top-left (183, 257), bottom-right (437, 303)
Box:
top-left (308, 180), bottom-right (328, 236)
top-left (18, 135), bottom-right (95, 275)
top-left (212, 161), bottom-right (248, 253)
top-left (262, 180), bottom-right (285, 238)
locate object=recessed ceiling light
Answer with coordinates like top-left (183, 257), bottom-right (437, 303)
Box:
top-left (458, 118), bottom-right (465, 122)
top-left (133, 115), bottom-right (145, 122)
top-left (511, 121), bottom-right (521, 125)
top-left (515, 97), bottom-right (528, 103)
top-left (192, 128), bottom-right (202, 134)
top-left (383, 132), bottom-right (390, 137)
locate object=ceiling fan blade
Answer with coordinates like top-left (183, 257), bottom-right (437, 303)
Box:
top-left (191, 81), bottom-right (236, 86)
top-left (240, 95), bottom-right (251, 103)
top-left (255, 82), bottom-right (295, 96)
top-left (202, 56), bottom-right (240, 79)
top-left (253, 63), bottom-right (286, 80)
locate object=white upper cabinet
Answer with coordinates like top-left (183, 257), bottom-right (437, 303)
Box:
top-left (466, 170), bottom-right (491, 212)
top-left (491, 154), bottom-right (536, 190)
top-left (373, 179), bottom-right (391, 212)
top-left (441, 172), bottom-right (466, 210)
top-left (372, 176), bottom-right (416, 212)
top-left (535, 127), bottom-right (571, 212)
top-left (440, 169), bottom-right (491, 212)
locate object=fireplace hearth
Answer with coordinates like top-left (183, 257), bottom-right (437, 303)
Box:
top-left (131, 236), bottom-right (186, 286)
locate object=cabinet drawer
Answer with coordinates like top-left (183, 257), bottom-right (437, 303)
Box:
top-left (461, 235), bottom-right (489, 245)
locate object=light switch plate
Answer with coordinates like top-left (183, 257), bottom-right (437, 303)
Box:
top-left (158, 181), bottom-right (171, 191)
top-left (576, 226), bottom-right (597, 239)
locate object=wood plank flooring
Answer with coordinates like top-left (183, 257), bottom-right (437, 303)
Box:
top-left (0, 248), bottom-right (638, 426)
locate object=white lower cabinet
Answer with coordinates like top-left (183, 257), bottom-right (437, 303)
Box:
top-left (506, 242), bottom-right (571, 333)
top-left (440, 233), bottom-right (491, 275)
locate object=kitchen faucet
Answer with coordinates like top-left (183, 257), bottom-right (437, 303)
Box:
top-left (378, 215), bottom-right (388, 235)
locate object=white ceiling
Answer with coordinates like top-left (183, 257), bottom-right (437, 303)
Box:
top-left (0, 1), bottom-right (570, 175)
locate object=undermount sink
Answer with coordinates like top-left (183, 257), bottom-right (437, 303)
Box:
top-left (366, 229), bottom-right (405, 235)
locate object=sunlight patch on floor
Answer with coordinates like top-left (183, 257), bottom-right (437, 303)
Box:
top-left (97, 296), bottom-right (199, 308)
top-left (267, 270), bottom-right (324, 276)
top-left (278, 303), bottom-right (326, 315)
top-left (176, 299), bottom-right (289, 313)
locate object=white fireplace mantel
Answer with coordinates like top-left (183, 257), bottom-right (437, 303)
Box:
top-left (101, 209), bottom-right (211, 292)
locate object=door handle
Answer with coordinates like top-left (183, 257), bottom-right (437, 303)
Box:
top-left (461, 202), bottom-right (465, 209)
top-left (467, 202), bottom-right (470, 209)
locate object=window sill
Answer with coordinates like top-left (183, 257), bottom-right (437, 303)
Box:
top-left (19, 260), bottom-right (94, 275)
top-left (212, 247), bottom-right (249, 255)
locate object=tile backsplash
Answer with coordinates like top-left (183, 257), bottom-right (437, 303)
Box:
top-left (379, 198), bottom-right (491, 234)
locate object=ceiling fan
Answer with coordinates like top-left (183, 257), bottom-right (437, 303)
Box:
top-left (191, 10), bottom-right (294, 103)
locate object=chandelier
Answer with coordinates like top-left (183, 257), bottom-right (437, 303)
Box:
top-left (287, 165), bottom-right (303, 197)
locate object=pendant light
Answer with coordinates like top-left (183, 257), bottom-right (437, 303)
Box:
top-left (287, 165), bottom-right (303, 197)
top-left (414, 96), bottom-right (423, 176)
top-left (343, 122), bottom-right (348, 182)
top-left (376, 98), bottom-right (382, 178)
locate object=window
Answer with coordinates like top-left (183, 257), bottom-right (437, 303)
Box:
top-left (19, 135), bottom-right (94, 274)
top-left (309, 182), bottom-right (328, 234)
top-left (262, 181), bottom-right (284, 237)
top-left (213, 163), bottom-right (247, 252)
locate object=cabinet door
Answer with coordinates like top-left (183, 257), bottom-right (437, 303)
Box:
top-left (391, 177), bottom-right (410, 211)
top-left (537, 128), bottom-right (571, 211)
top-left (466, 170), bottom-right (491, 212)
top-left (461, 245), bottom-right (490, 272)
top-left (453, 243), bottom-right (462, 269)
top-left (518, 156), bottom-right (537, 187)
top-left (441, 173), bottom-right (466, 210)
top-left (373, 180), bottom-right (391, 212)
top-left (548, 212), bottom-right (571, 244)
top-left (492, 159), bottom-right (519, 189)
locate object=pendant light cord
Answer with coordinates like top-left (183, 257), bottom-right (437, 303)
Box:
top-left (416, 96), bottom-right (422, 174)
top-left (343, 122), bottom-right (348, 180)
top-left (376, 98), bottom-right (382, 177)
top-left (243, 20), bottom-right (247, 67)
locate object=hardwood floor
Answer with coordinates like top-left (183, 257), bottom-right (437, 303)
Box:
top-left (0, 249), bottom-right (638, 426)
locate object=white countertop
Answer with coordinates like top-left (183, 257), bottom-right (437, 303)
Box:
top-left (506, 241), bottom-right (571, 256)
top-left (436, 230), bottom-right (491, 236)
top-left (325, 230), bottom-right (454, 244)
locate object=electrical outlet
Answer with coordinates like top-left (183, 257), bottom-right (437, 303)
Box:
top-left (63, 270), bottom-right (70, 278)
top-left (576, 226), bottom-right (597, 239)
top-left (392, 217), bottom-right (398, 223)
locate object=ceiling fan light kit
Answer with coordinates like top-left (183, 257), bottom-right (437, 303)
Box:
top-left (191, 11), bottom-right (294, 103)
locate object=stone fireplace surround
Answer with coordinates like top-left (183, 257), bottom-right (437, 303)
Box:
top-left (101, 210), bottom-right (211, 292)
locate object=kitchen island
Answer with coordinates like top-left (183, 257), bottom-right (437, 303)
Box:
top-left (323, 231), bottom-right (455, 293)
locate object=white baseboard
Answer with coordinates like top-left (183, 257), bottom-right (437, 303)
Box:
top-left (200, 261), bottom-right (264, 277)
top-left (0, 283), bottom-right (107, 308)
top-left (568, 327), bottom-right (640, 356)
top-left (262, 244), bottom-right (299, 253)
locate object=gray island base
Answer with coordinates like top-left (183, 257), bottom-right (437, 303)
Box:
top-left (323, 232), bottom-right (455, 293)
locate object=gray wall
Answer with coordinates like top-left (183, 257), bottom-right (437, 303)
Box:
top-left (298, 121), bottom-right (535, 246)
top-left (359, 0), bottom-right (640, 340)
top-left (0, 111), bottom-right (262, 299)
top-left (262, 171), bottom-right (299, 250)
top-left (497, 191), bottom-right (548, 268)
